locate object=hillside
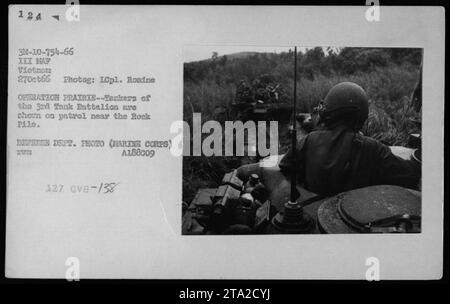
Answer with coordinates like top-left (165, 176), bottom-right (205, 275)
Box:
top-left (182, 47), bottom-right (422, 202)
top-left (184, 47), bottom-right (422, 142)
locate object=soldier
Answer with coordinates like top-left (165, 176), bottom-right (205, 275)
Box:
top-left (279, 82), bottom-right (421, 197)
top-left (233, 80), bottom-right (254, 121)
top-left (253, 78), bottom-right (268, 103)
top-left (268, 84), bottom-right (281, 102)
top-left (235, 79), bottom-right (253, 104)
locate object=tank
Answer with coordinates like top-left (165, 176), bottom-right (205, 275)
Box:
top-left (182, 147), bottom-right (421, 235)
top-left (228, 101), bottom-right (293, 123)
top-left (229, 76), bottom-right (293, 122)
top-left (184, 76), bottom-right (422, 235)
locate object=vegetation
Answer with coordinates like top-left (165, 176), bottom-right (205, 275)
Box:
top-left (182, 47), bottom-right (422, 202)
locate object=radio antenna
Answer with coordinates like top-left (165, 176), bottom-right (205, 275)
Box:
top-left (290, 46), bottom-right (299, 203)
top-left (268, 46), bottom-right (314, 234)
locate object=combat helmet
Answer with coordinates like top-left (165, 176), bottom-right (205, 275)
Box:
top-left (316, 82), bottom-right (369, 130)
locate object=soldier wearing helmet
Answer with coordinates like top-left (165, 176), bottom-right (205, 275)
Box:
top-left (279, 82), bottom-right (421, 196)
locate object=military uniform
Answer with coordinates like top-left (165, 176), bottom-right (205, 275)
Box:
top-left (235, 81), bottom-right (253, 104)
top-left (279, 82), bottom-right (421, 197)
top-left (279, 125), bottom-right (421, 196)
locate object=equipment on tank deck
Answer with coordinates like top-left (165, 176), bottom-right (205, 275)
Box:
top-left (268, 200), bottom-right (315, 234)
top-left (243, 174), bottom-right (262, 194)
top-left (182, 166), bottom-right (422, 235)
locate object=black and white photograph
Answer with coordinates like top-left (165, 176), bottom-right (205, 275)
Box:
top-left (182, 46), bottom-right (422, 235)
top-left (3, 4), bottom-right (444, 281)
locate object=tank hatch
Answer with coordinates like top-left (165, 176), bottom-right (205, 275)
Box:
top-left (318, 185), bottom-right (421, 233)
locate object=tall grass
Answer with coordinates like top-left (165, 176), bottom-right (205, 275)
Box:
top-left (182, 59), bottom-right (421, 202)
top-left (184, 63), bottom-right (420, 146)
top-left (296, 64), bottom-right (421, 145)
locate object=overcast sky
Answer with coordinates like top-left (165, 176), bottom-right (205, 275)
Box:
top-left (183, 45), bottom-right (311, 62)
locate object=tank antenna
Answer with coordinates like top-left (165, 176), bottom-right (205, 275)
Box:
top-left (268, 46), bottom-right (314, 234)
top-left (290, 46), bottom-right (299, 203)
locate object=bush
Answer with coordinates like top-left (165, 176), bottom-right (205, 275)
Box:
top-left (183, 47), bottom-right (422, 202)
